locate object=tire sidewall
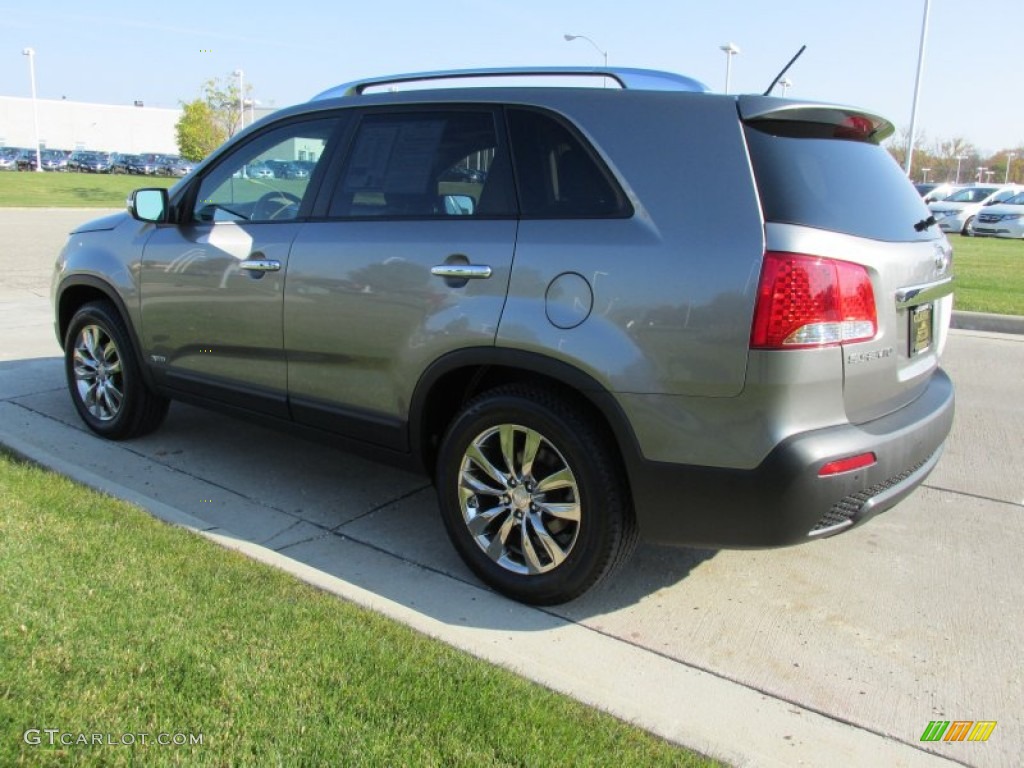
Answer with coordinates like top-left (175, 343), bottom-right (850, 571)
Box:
top-left (436, 390), bottom-right (619, 604)
top-left (65, 302), bottom-right (143, 438)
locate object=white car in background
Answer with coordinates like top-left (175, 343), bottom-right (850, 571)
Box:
top-left (929, 184), bottom-right (1023, 235)
top-left (968, 191), bottom-right (1024, 239)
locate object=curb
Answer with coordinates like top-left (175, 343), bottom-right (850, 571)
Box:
top-left (952, 310), bottom-right (1024, 335)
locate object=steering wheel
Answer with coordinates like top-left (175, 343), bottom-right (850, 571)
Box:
top-left (252, 190), bottom-right (301, 221)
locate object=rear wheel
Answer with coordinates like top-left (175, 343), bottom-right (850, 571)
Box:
top-left (65, 301), bottom-right (169, 439)
top-left (436, 384), bottom-right (637, 604)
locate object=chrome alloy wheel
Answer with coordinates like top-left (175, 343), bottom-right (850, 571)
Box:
top-left (72, 324), bottom-right (124, 422)
top-left (458, 424), bottom-right (581, 575)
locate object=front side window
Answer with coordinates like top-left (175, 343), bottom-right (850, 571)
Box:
top-left (193, 118), bottom-right (339, 223)
top-left (328, 110), bottom-right (513, 218)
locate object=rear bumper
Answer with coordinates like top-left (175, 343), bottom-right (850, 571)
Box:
top-left (628, 368), bottom-right (955, 547)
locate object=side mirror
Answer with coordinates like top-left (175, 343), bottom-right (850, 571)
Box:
top-left (442, 194), bottom-right (476, 216)
top-left (128, 188), bottom-right (169, 223)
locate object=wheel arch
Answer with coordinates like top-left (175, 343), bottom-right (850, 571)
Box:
top-left (409, 348), bottom-right (642, 489)
top-left (55, 276), bottom-right (157, 390)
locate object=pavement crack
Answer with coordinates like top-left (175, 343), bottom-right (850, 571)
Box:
top-left (922, 482), bottom-right (1023, 509)
top-left (331, 483), bottom-right (433, 532)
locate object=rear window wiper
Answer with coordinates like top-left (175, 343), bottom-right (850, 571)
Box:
top-left (914, 215), bottom-right (937, 232)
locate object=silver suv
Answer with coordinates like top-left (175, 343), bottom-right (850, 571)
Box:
top-left (52, 67), bottom-right (955, 604)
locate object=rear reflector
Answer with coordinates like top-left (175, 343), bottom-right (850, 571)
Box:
top-left (818, 452), bottom-right (877, 477)
top-left (751, 252), bottom-right (877, 349)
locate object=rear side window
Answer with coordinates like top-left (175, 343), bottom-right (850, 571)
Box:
top-left (507, 108), bottom-right (631, 219)
top-left (745, 122), bottom-right (936, 242)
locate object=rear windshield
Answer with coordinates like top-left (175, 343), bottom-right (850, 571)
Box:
top-left (745, 123), bottom-right (936, 242)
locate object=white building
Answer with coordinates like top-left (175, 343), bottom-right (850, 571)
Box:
top-left (0, 95), bottom-right (181, 154)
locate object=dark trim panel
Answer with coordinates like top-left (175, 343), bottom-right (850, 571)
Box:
top-left (627, 368), bottom-right (955, 547)
top-left (290, 396), bottom-right (408, 452)
top-left (161, 370), bottom-right (289, 420)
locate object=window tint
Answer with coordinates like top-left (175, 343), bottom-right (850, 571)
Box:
top-left (193, 118), bottom-right (338, 223)
top-left (328, 110), bottom-right (513, 218)
top-left (745, 123), bottom-right (936, 242)
top-left (507, 108), bottom-right (630, 218)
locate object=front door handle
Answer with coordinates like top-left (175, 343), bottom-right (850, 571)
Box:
top-left (430, 264), bottom-right (492, 280)
top-left (240, 259), bottom-right (282, 273)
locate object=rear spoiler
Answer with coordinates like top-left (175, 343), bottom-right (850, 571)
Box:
top-left (738, 96), bottom-right (894, 143)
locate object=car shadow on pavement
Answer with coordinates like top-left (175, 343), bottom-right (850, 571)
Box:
top-left (2, 359), bottom-right (718, 624)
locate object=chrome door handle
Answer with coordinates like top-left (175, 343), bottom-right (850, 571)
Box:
top-left (430, 264), bottom-right (492, 280)
top-left (240, 259), bottom-right (281, 272)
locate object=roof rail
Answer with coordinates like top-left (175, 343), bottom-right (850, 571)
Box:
top-left (311, 67), bottom-right (711, 101)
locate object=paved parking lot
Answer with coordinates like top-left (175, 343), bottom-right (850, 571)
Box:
top-left (2, 209), bottom-right (1021, 767)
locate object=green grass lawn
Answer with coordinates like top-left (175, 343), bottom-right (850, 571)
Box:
top-left (0, 452), bottom-right (719, 768)
top-left (0, 171), bottom-right (176, 207)
top-left (950, 235), bottom-right (1024, 315)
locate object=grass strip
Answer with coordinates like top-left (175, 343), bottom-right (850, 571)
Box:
top-left (950, 236), bottom-right (1024, 316)
top-left (0, 172), bottom-right (175, 207)
top-left (0, 451), bottom-right (719, 768)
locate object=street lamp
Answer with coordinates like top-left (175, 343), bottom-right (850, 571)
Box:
top-left (778, 76), bottom-right (792, 96)
top-left (955, 154), bottom-right (967, 184)
top-left (232, 69), bottom-right (244, 131)
top-left (1006, 152), bottom-right (1016, 184)
top-left (22, 47), bottom-right (42, 173)
top-left (720, 43), bottom-right (740, 94)
top-left (921, 168), bottom-right (931, 183)
top-left (563, 34), bottom-right (607, 67)
top-left (904, 0), bottom-right (932, 177)
top-left (976, 166), bottom-right (987, 183)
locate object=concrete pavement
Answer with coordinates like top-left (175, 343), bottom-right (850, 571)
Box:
top-left (3, 208), bottom-right (1021, 767)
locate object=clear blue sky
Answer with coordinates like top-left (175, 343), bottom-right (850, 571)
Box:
top-left (3, 0), bottom-right (1019, 154)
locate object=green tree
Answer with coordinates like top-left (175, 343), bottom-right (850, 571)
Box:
top-left (202, 74), bottom-right (252, 139)
top-left (175, 99), bottom-right (226, 162)
top-left (175, 73), bottom-right (254, 162)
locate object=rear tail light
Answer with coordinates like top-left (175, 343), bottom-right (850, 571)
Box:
top-left (751, 252), bottom-right (877, 349)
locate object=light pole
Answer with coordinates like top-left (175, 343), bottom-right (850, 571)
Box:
top-left (778, 76), bottom-right (792, 96)
top-left (22, 47), bottom-right (43, 172)
top-left (955, 154), bottom-right (967, 184)
top-left (563, 34), bottom-right (607, 67)
top-left (921, 168), bottom-right (931, 183)
top-left (904, 0), bottom-right (932, 177)
top-left (976, 167), bottom-right (987, 183)
top-left (232, 69), bottom-right (244, 132)
top-left (720, 43), bottom-right (740, 94)
top-left (1005, 152), bottom-right (1016, 184)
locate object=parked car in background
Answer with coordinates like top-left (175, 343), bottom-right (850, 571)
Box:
top-left (929, 184), bottom-right (1023, 235)
top-left (108, 153), bottom-right (129, 174)
top-left (39, 149), bottom-right (70, 172)
top-left (155, 155), bottom-right (194, 177)
top-left (916, 182), bottom-right (960, 203)
top-left (127, 155), bottom-right (160, 175)
top-left (0, 148), bottom-right (22, 170)
top-left (52, 66), bottom-right (955, 604)
top-left (80, 152), bottom-right (115, 173)
top-left (245, 162), bottom-right (275, 178)
top-left (267, 160), bottom-right (309, 179)
top-left (968, 191), bottom-right (1024, 238)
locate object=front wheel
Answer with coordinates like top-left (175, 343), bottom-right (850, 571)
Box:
top-left (435, 384), bottom-right (637, 605)
top-left (65, 301), bottom-right (169, 439)
top-left (961, 216), bottom-right (975, 236)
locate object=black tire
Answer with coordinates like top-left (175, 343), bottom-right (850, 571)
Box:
top-left (64, 301), bottom-right (169, 439)
top-left (961, 216), bottom-right (974, 236)
top-left (435, 384), bottom-right (637, 605)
